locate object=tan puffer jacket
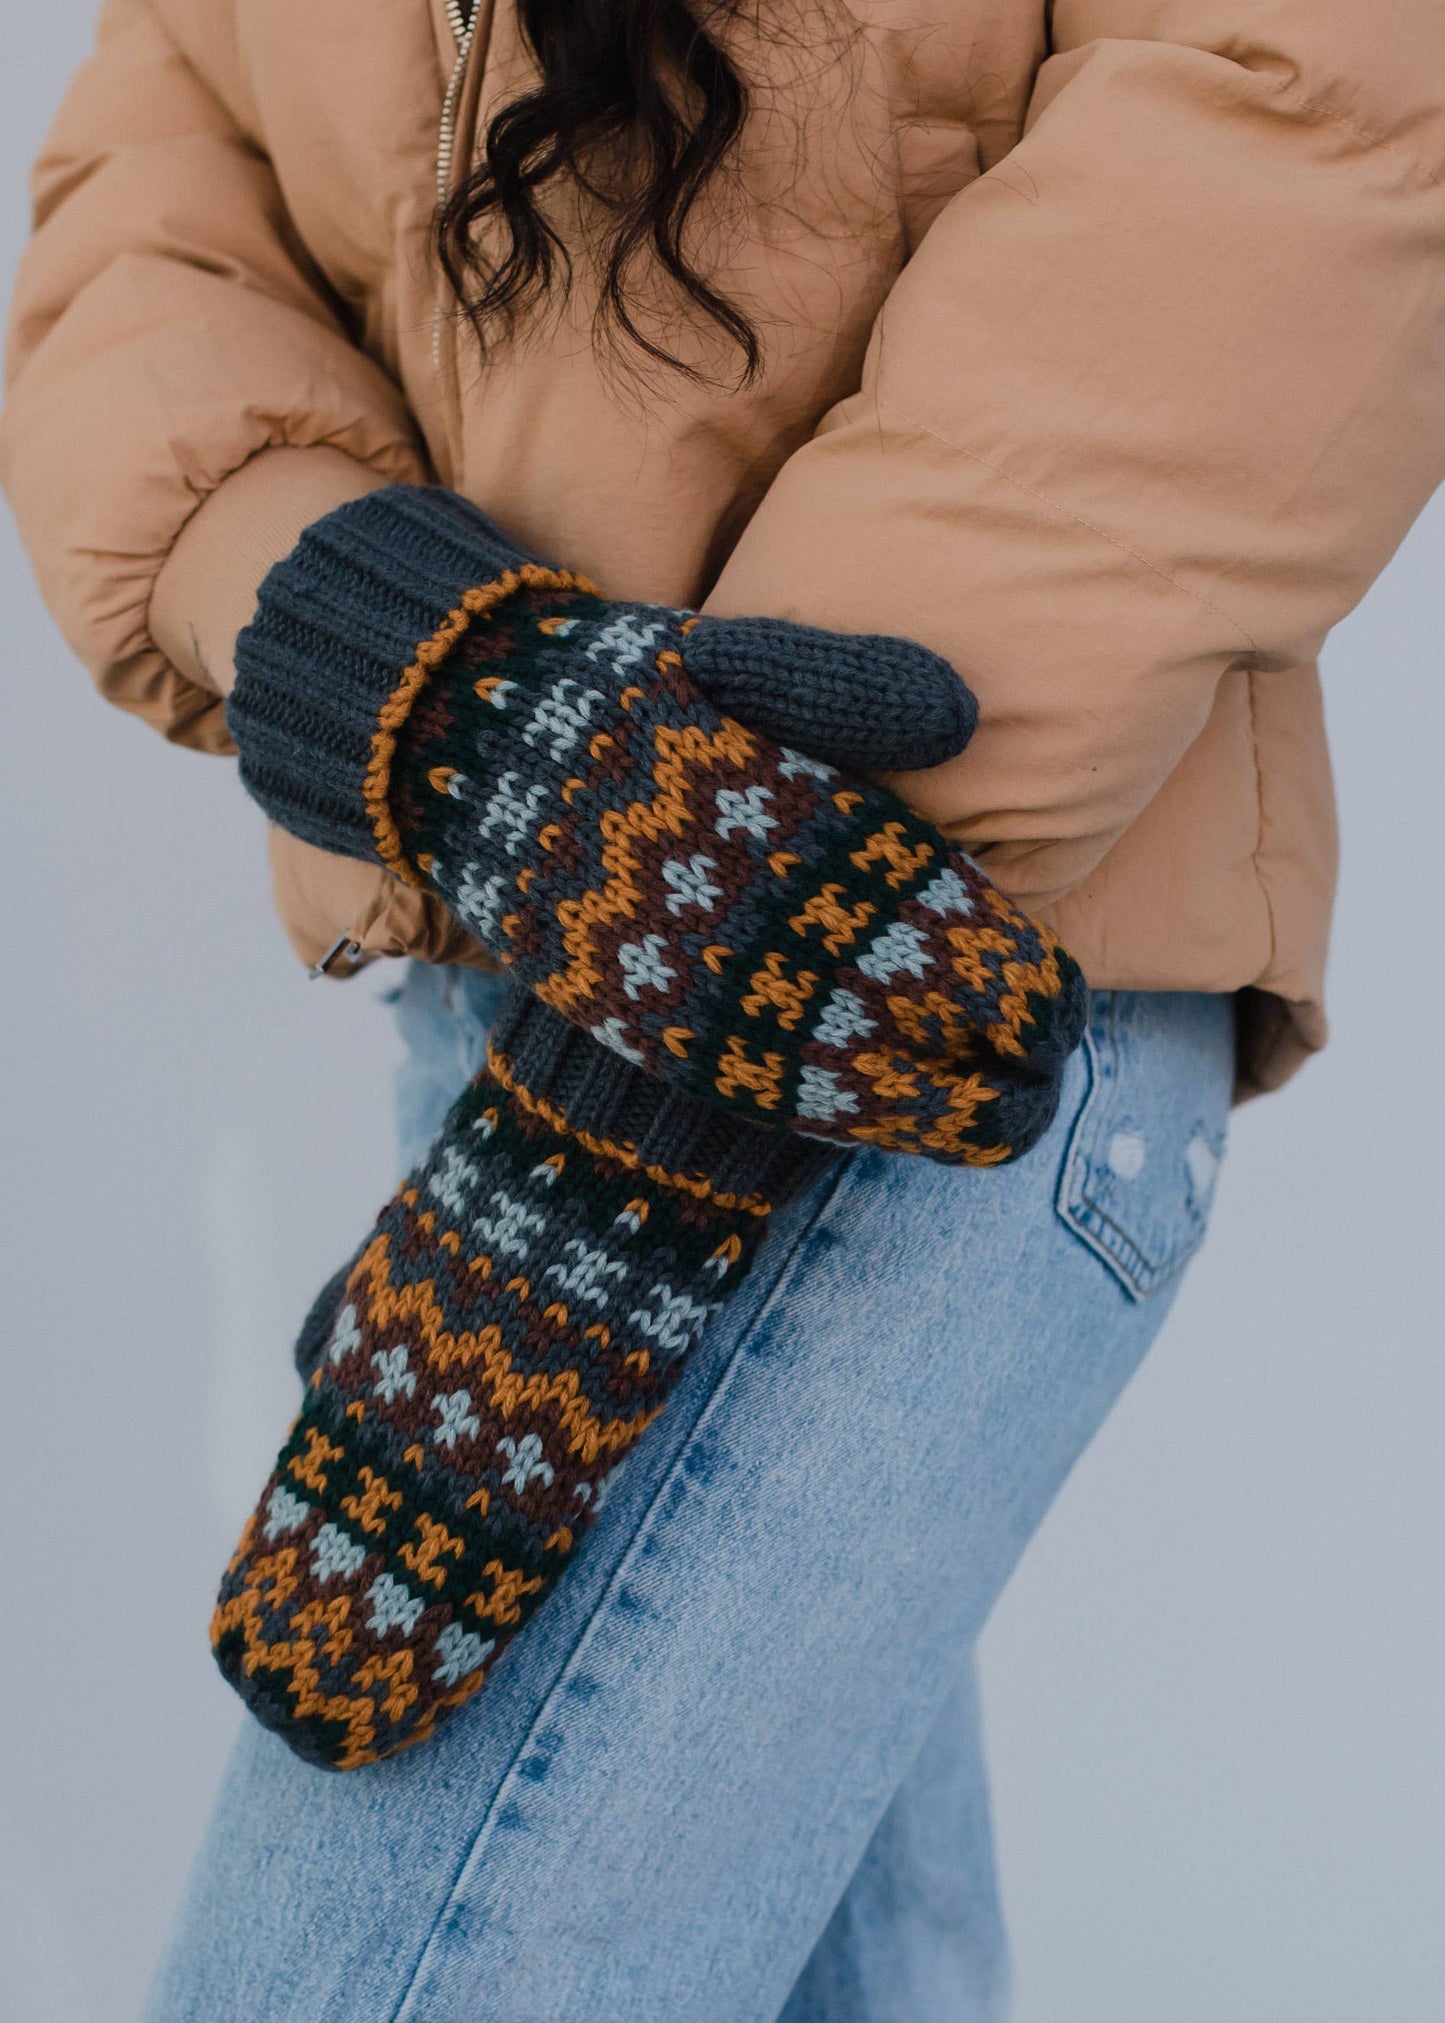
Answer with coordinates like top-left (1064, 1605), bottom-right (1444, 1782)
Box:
top-left (5, 0), bottom-right (1444, 1093)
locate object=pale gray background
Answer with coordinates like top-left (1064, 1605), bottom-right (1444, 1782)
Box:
top-left (1, 9), bottom-right (1441, 2020)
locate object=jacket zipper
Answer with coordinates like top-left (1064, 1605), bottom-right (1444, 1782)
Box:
top-left (437, 0), bottom-right (479, 211)
top-left (433, 0), bottom-right (480, 369)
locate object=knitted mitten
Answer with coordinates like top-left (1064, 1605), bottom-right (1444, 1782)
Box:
top-left (229, 487), bottom-right (1086, 1167)
top-left (212, 989), bottom-right (833, 1770)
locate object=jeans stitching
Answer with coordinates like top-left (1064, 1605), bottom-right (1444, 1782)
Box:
top-left (389, 1155), bottom-right (862, 2022)
top-left (1056, 996), bottom-right (1218, 1299)
top-left (1055, 996), bottom-right (1157, 1302)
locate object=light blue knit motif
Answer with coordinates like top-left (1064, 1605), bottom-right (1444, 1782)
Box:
top-left (857, 921), bottom-right (934, 983)
top-left (477, 770), bottom-right (551, 857)
top-left (662, 854), bottom-right (724, 915)
top-left (327, 1303), bottom-right (362, 1365)
top-left (496, 1432), bottom-right (555, 1493)
top-left (371, 1344), bottom-right (416, 1404)
top-left (366, 1573), bottom-right (425, 1637)
top-left (522, 676), bottom-right (608, 763)
top-left (629, 1282), bottom-right (715, 1354)
top-left (795, 1065), bottom-right (860, 1123)
top-left (714, 784), bottom-right (777, 840)
top-left (544, 1236), bottom-right (629, 1306)
top-left (433, 1621), bottom-right (495, 1686)
top-left (473, 1190), bottom-right (547, 1258)
top-left (582, 610), bottom-right (669, 678)
top-left (263, 1486), bottom-right (312, 1541)
top-left (311, 1523), bottom-right (367, 1583)
top-left (432, 1391), bottom-right (481, 1451)
top-left (812, 988), bottom-right (876, 1049)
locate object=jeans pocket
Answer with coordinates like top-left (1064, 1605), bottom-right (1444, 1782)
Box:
top-left (1055, 990), bottom-right (1233, 1301)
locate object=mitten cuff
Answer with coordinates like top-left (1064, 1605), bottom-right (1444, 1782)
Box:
top-left (226, 486), bottom-right (555, 863)
top-left (488, 986), bottom-right (836, 1211)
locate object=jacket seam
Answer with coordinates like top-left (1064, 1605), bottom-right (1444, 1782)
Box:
top-left (1245, 665), bottom-right (1281, 977)
top-left (1045, 41), bottom-right (1444, 193)
top-left (1271, 83), bottom-right (1443, 193)
top-left (870, 393), bottom-right (1262, 656)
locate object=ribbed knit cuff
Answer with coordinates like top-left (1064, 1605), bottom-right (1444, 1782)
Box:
top-left (488, 986), bottom-right (838, 1210)
top-left (227, 486), bottom-right (544, 864)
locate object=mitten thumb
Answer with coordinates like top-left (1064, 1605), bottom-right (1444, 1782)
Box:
top-left (683, 613), bottom-right (977, 773)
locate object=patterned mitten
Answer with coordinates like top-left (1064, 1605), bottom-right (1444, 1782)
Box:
top-left (212, 990), bottom-right (833, 1769)
top-left (228, 487), bottom-right (1087, 1166)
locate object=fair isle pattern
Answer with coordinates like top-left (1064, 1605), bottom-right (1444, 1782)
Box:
top-left (383, 580), bottom-right (1085, 1165)
top-left (212, 1052), bottom-right (770, 1771)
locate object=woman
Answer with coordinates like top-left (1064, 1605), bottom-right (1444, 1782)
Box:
top-left (3, 0), bottom-right (1441, 2014)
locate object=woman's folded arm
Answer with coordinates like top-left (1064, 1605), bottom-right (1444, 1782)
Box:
top-left (705, 0), bottom-right (1445, 910)
top-left (0, 0), bottom-right (423, 753)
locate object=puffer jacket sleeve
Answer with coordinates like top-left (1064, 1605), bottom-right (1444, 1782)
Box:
top-left (705, 0), bottom-right (1445, 910)
top-left (0, 0), bottom-right (427, 754)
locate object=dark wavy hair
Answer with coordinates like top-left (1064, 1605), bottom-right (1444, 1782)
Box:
top-left (436, 0), bottom-right (757, 386)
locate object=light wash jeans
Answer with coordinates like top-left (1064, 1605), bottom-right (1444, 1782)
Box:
top-left (147, 971), bottom-right (1234, 2023)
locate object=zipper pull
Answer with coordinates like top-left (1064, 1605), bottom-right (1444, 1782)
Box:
top-left (308, 934), bottom-right (368, 981)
